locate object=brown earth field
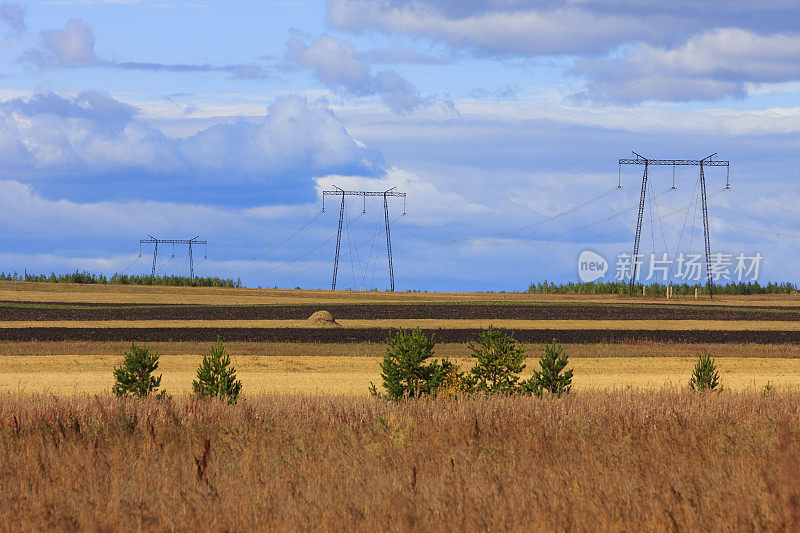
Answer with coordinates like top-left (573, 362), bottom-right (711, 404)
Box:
top-left (3, 326), bottom-right (800, 343)
top-left (3, 300), bottom-right (800, 321)
top-left (2, 281), bottom-right (800, 343)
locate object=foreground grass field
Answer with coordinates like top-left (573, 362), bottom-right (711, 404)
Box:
top-left (1, 392), bottom-right (799, 530)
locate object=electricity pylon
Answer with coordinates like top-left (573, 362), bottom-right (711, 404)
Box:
top-left (619, 152), bottom-right (730, 298)
top-left (322, 186), bottom-right (406, 291)
top-left (139, 235), bottom-right (207, 279)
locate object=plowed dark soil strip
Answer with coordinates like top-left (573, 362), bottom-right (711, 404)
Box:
top-left (2, 327), bottom-right (800, 343)
top-left (1, 303), bottom-right (798, 321)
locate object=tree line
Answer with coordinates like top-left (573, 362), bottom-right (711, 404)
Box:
top-left (0, 271), bottom-right (242, 288)
top-left (529, 280), bottom-right (797, 295)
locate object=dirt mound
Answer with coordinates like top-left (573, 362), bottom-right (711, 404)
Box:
top-left (307, 310), bottom-right (341, 327)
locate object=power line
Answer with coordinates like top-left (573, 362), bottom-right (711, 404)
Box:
top-left (217, 211), bottom-right (323, 274)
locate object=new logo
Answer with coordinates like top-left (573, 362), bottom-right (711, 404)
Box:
top-left (578, 250), bottom-right (608, 282)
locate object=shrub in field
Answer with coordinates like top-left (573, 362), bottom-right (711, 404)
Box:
top-left (193, 338), bottom-right (242, 404)
top-left (466, 327), bottom-right (527, 394)
top-left (437, 361), bottom-right (470, 396)
top-left (689, 350), bottom-right (721, 391)
top-left (112, 343), bottom-right (165, 398)
top-left (527, 340), bottom-right (572, 396)
top-left (370, 327), bottom-right (454, 400)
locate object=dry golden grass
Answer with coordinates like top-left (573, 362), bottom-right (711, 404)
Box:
top-left (2, 280), bottom-right (799, 306)
top-left (3, 340), bottom-right (800, 359)
top-left (2, 352), bottom-right (799, 395)
top-left (4, 318), bottom-right (800, 330)
top-left (2, 391), bottom-right (800, 530)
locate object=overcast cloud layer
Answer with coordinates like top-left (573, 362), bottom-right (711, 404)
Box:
top-left (328, 0), bottom-right (800, 103)
top-left (0, 0), bottom-right (797, 290)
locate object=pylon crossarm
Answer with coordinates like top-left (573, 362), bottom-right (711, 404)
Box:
top-left (620, 158), bottom-right (729, 167)
top-left (322, 190), bottom-right (406, 198)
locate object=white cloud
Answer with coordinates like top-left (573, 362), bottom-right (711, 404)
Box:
top-left (328, 0), bottom-right (800, 56)
top-left (329, 0), bottom-right (665, 55)
top-left (0, 91), bottom-right (382, 180)
top-left (315, 166), bottom-right (489, 225)
top-left (575, 29), bottom-right (800, 103)
top-left (20, 18), bottom-right (269, 78)
top-left (22, 18), bottom-right (99, 67)
top-left (181, 94), bottom-right (381, 175)
top-left (285, 31), bottom-right (426, 114)
top-left (0, 2), bottom-right (25, 38)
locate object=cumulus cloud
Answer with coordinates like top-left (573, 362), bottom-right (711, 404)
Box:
top-left (20, 18), bottom-right (268, 78)
top-left (181, 95), bottom-right (383, 176)
top-left (0, 91), bottom-right (382, 181)
top-left (575, 29), bottom-right (800, 103)
top-left (0, 90), bottom-right (180, 174)
top-left (285, 31), bottom-right (426, 114)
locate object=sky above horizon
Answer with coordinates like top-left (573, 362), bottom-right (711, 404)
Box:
top-left (0, 0), bottom-right (799, 291)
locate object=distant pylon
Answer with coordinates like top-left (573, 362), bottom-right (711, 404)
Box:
top-left (618, 152), bottom-right (730, 298)
top-left (139, 235), bottom-right (207, 278)
top-left (322, 187), bottom-right (406, 291)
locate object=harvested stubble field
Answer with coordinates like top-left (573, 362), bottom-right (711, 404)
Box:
top-left (2, 391), bottom-right (800, 530)
top-left (5, 353), bottom-right (800, 395)
top-left (2, 282), bottom-right (800, 394)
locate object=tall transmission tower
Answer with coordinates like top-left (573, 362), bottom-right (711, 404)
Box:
top-left (139, 235), bottom-right (207, 279)
top-left (322, 186), bottom-right (406, 291)
top-left (619, 152), bottom-right (730, 298)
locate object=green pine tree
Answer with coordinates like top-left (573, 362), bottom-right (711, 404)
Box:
top-left (466, 326), bottom-right (526, 394)
top-left (527, 340), bottom-right (572, 396)
top-left (112, 343), bottom-right (164, 398)
top-left (370, 327), bottom-right (453, 400)
top-left (689, 350), bottom-right (721, 391)
top-left (193, 338), bottom-right (242, 404)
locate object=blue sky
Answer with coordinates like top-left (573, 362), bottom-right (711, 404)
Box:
top-left (0, 0), bottom-right (799, 291)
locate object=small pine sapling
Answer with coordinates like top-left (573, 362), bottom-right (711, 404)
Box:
top-left (193, 338), bottom-right (242, 404)
top-left (466, 326), bottom-right (526, 394)
top-left (112, 342), bottom-right (165, 398)
top-left (689, 350), bottom-right (721, 391)
top-left (371, 327), bottom-right (453, 400)
top-left (528, 340), bottom-right (572, 396)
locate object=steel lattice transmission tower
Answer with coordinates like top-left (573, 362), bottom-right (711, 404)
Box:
top-left (322, 186), bottom-right (406, 291)
top-left (139, 235), bottom-right (207, 279)
top-left (619, 152), bottom-right (730, 299)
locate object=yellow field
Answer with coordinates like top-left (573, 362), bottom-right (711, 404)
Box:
top-left (1, 353), bottom-right (797, 395)
top-left (1, 280), bottom-right (799, 306)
